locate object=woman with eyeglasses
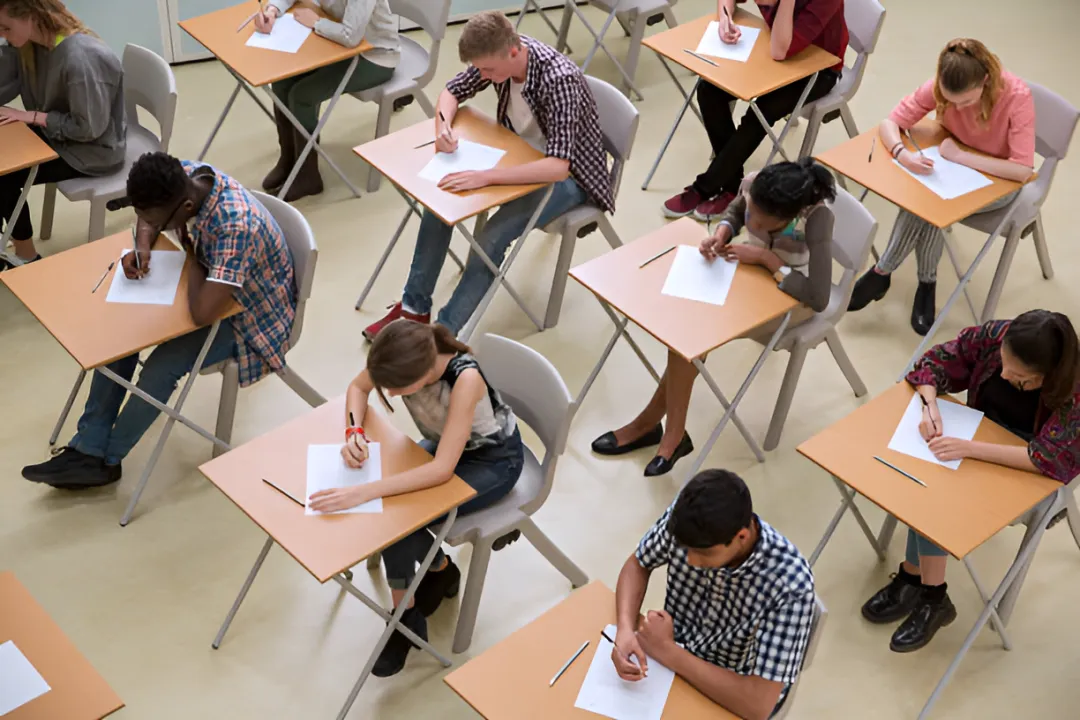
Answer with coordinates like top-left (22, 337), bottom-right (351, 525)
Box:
top-left (861, 310), bottom-right (1080, 653)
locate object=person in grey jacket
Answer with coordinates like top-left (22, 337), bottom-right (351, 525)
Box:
top-left (0, 0), bottom-right (125, 268)
top-left (255, 0), bottom-right (399, 202)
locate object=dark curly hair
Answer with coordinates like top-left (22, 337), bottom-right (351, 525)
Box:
top-left (668, 469), bottom-right (753, 549)
top-left (749, 157), bottom-right (836, 220)
top-left (126, 152), bottom-right (189, 211)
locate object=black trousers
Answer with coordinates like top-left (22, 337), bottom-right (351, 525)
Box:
top-left (692, 69), bottom-right (839, 198)
top-left (0, 156), bottom-right (87, 241)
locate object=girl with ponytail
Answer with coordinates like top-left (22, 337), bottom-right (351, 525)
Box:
top-left (309, 319), bottom-right (523, 677)
top-left (593, 159), bottom-right (836, 477)
top-left (861, 310), bottom-right (1080, 654)
top-left (848, 38), bottom-right (1037, 336)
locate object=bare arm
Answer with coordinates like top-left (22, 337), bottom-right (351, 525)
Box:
top-left (663, 648), bottom-right (783, 720)
top-left (483, 157), bottom-right (571, 186)
top-left (769, 0), bottom-right (796, 60)
top-left (967, 442), bottom-right (1040, 473)
top-left (717, 0), bottom-right (736, 18)
top-left (436, 89), bottom-right (460, 136)
top-left (344, 369), bottom-right (374, 427)
top-left (879, 119), bottom-right (904, 156)
top-left (615, 555), bottom-right (650, 632)
top-left (946, 147), bottom-right (1033, 183)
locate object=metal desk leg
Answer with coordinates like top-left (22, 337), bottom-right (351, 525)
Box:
top-left (810, 476), bottom-right (887, 567)
top-left (642, 71), bottom-right (703, 191)
top-left (962, 557), bottom-right (1010, 646)
top-left (198, 83), bottom-right (243, 161)
top-left (576, 4), bottom-right (644, 101)
top-left (213, 536), bottom-right (275, 649)
top-left (48, 370), bottom-right (87, 446)
top-left (749, 71), bottom-right (818, 166)
top-left (877, 514), bottom-right (899, 551)
top-left (515, 0), bottom-right (574, 55)
top-left (572, 301), bottom-right (662, 416)
top-left (354, 193), bottom-right (424, 310)
top-left (0, 165), bottom-right (38, 254)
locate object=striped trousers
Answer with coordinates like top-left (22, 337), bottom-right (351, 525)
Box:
top-left (876, 191), bottom-right (1019, 283)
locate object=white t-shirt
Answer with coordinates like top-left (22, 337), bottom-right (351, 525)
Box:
top-left (508, 80), bottom-right (547, 154)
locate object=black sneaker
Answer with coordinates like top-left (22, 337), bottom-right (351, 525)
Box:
top-left (847, 269), bottom-right (891, 311)
top-left (890, 591), bottom-right (957, 653)
top-left (22, 448), bottom-right (121, 489)
top-left (414, 558), bottom-right (461, 616)
top-left (861, 570), bottom-right (923, 624)
top-left (371, 606), bottom-right (427, 677)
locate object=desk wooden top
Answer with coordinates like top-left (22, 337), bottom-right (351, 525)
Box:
top-left (642, 11), bottom-right (840, 101)
top-left (0, 122), bottom-right (58, 176)
top-left (199, 397), bottom-right (476, 583)
top-left (814, 121), bottom-right (1029, 229)
top-left (570, 218), bottom-right (798, 361)
top-left (797, 383), bottom-right (1060, 559)
top-left (353, 106), bottom-right (547, 226)
top-left (445, 581), bottom-right (734, 720)
top-left (0, 232), bottom-right (241, 370)
top-left (0, 572), bottom-right (123, 720)
top-left (179, 1), bottom-right (373, 87)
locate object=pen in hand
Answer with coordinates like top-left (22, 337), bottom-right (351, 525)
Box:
top-left (905, 129), bottom-right (926, 158)
top-left (918, 393), bottom-right (938, 434)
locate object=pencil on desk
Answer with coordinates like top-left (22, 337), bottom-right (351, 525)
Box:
top-left (873, 456), bottom-right (928, 488)
top-left (683, 49), bottom-right (719, 67)
top-left (867, 136), bottom-right (876, 163)
top-left (91, 261), bottom-right (115, 294)
top-left (549, 641), bottom-right (589, 687)
top-left (413, 139), bottom-right (436, 149)
top-left (262, 478), bottom-right (305, 507)
top-left (639, 245), bottom-right (675, 268)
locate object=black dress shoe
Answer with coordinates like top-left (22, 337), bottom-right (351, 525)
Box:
top-left (372, 606), bottom-right (427, 677)
top-left (890, 590), bottom-right (956, 652)
top-left (591, 423), bottom-right (663, 456)
top-left (414, 558), bottom-right (461, 617)
top-left (848, 269), bottom-right (891, 311)
top-left (861, 571), bottom-right (923, 624)
top-left (911, 281), bottom-right (936, 336)
top-left (644, 434), bottom-right (694, 477)
top-left (22, 448), bottom-right (121, 489)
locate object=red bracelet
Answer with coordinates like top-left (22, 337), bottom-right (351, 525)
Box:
top-left (345, 426), bottom-right (367, 442)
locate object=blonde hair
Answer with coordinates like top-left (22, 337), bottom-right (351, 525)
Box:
top-left (0, 0), bottom-right (90, 83)
top-left (933, 38), bottom-right (1004, 126)
top-left (458, 10), bottom-right (520, 63)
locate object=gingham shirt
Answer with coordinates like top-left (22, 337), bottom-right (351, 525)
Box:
top-left (636, 510), bottom-right (815, 686)
top-left (445, 36), bottom-right (615, 213)
top-left (180, 162), bottom-right (296, 387)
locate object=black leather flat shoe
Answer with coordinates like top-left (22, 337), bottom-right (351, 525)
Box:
top-left (591, 423), bottom-right (663, 456)
top-left (890, 592), bottom-right (956, 653)
top-left (861, 570), bottom-right (923, 624)
top-left (644, 434), bottom-right (694, 477)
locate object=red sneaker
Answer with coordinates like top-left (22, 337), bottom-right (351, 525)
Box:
top-left (662, 186), bottom-right (704, 218)
top-left (362, 302), bottom-right (431, 342)
top-left (693, 192), bottom-right (736, 223)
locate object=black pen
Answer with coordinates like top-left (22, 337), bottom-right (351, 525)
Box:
top-left (262, 478), bottom-right (305, 506)
top-left (867, 136), bottom-right (876, 163)
top-left (601, 629), bottom-right (616, 645)
top-left (917, 393), bottom-right (938, 434)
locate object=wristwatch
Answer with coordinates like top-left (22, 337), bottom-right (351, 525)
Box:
top-left (773, 265), bottom-right (791, 284)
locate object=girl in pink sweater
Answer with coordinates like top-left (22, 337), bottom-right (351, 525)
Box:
top-left (847, 38), bottom-right (1036, 335)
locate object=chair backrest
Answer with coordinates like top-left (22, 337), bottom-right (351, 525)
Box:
top-left (771, 596), bottom-right (827, 720)
top-left (1024, 80), bottom-right (1080, 207)
top-left (250, 191), bottom-right (318, 350)
top-left (585, 76), bottom-right (640, 202)
top-left (835, 0), bottom-right (885, 101)
top-left (823, 187), bottom-right (878, 321)
top-left (390, 0), bottom-right (451, 87)
top-left (121, 44), bottom-right (178, 152)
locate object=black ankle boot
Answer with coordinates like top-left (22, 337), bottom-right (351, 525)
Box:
top-left (414, 558), bottom-right (461, 617)
top-left (848, 269), bottom-right (891, 311)
top-left (890, 585), bottom-right (956, 653)
top-left (861, 566), bottom-right (923, 624)
top-left (911, 281), bottom-right (936, 336)
top-left (371, 607), bottom-right (427, 677)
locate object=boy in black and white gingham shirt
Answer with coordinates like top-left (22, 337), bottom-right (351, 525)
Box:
top-left (613, 470), bottom-right (815, 720)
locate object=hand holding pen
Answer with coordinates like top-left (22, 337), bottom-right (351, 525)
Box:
top-left (434, 110), bottom-right (458, 154)
top-left (917, 390), bottom-right (943, 441)
top-left (121, 226), bottom-right (150, 280)
top-left (610, 624), bottom-right (649, 681)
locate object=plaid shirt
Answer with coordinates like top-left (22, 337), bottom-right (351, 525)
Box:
top-left (636, 510), bottom-right (815, 686)
top-left (180, 161), bottom-right (296, 387)
top-left (445, 36), bottom-right (615, 213)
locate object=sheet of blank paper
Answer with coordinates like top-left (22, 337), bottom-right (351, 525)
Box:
top-left (695, 22), bottom-right (761, 62)
top-left (0, 640), bottom-right (51, 715)
top-left (893, 146), bottom-right (993, 200)
top-left (305, 443), bottom-right (383, 515)
top-left (245, 13), bottom-right (312, 54)
top-left (106, 249), bottom-right (185, 306)
top-left (418, 140), bottom-right (506, 183)
top-left (574, 625), bottom-right (675, 720)
top-left (887, 394), bottom-right (985, 470)
top-left (661, 245), bottom-right (738, 306)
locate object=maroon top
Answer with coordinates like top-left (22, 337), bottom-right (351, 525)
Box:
top-left (747, 0), bottom-right (848, 74)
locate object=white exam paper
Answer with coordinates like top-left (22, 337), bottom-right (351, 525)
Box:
top-left (893, 146), bottom-right (993, 200)
top-left (887, 394), bottom-right (985, 470)
top-left (418, 140), bottom-right (506, 183)
top-left (106, 249), bottom-right (185, 306)
top-left (695, 22), bottom-right (761, 63)
top-left (574, 625), bottom-right (675, 720)
top-left (245, 13), bottom-right (312, 54)
top-left (0, 640), bottom-right (51, 715)
top-left (305, 443), bottom-right (383, 515)
top-left (660, 245), bottom-right (738, 306)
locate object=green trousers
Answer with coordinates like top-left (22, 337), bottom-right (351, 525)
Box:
top-left (271, 55), bottom-right (395, 133)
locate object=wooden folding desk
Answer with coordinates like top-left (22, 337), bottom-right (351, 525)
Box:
top-left (0, 232), bottom-right (241, 526)
top-left (0, 122), bottom-right (58, 261)
top-left (180, 1), bottom-right (373, 199)
top-left (352, 107), bottom-right (554, 340)
top-left (199, 397), bottom-right (475, 720)
top-left (0, 572), bottom-right (123, 720)
top-left (815, 122), bottom-right (1031, 375)
top-left (445, 581), bottom-right (732, 719)
top-left (798, 382), bottom-right (1062, 719)
top-left (641, 11), bottom-right (840, 190)
top-left (570, 217), bottom-right (798, 475)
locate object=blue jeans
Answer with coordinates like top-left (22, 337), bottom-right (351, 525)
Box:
top-left (402, 178), bottom-right (588, 335)
top-left (382, 428), bottom-right (525, 590)
top-left (70, 323), bottom-right (237, 466)
top-left (905, 528), bottom-right (949, 566)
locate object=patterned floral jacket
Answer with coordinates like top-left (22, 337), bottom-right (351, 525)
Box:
top-left (906, 320), bottom-right (1080, 483)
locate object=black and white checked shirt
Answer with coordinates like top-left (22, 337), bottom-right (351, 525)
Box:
top-left (445, 36), bottom-right (615, 214)
top-left (636, 510), bottom-right (815, 686)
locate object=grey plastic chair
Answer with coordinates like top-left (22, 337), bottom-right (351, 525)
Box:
top-left (39, 44), bottom-right (177, 243)
top-left (795, 0), bottom-right (886, 159)
top-left (542, 75), bottom-right (639, 328)
top-left (753, 188), bottom-right (877, 451)
top-left (956, 81), bottom-right (1079, 322)
top-left (351, 0), bottom-right (451, 193)
top-left (771, 596), bottom-right (827, 720)
top-left (202, 191), bottom-right (326, 457)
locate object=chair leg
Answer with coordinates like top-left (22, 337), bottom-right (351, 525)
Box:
top-left (87, 198), bottom-right (107, 243)
top-left (414, 91), bottom-right (435, 119)
top-left (366, 101), bottom-right (395, 193)
top-left (763, 344), bottom-right (808, 452)
top-left (555, 1), bottom-right (574, 53)
top-left (452, 540), bottom-right (494, 654)
top-left (797, 113), bottom-right (823, 160)
top-left (1032, 212), bottom-right (1053, 280)
top-left (621, 12), bottom-right (647, 98)
top-left (544, 229), bottom-right (577, 330)
top-left (596, 215), bottom-right (622, 249)
top-left (839, 103), bottom-right (859, 139)
top-left (40, 184), bottom-right (57, 241)
top-left (279, 367), bottom-right (327, 408)
top-left (980, 227), bottom-right (1021, 323)
top-left (1064, 491), bottom-right (1080, 552)
top-left (520, 518), bottom-right (589, 588)
top-left (213, 363), bottom-right (240, 459)
top-left (825, 328), bottom-right (867, 397)
top-left (615, 10), bottom-right (632, 37)
top-left (662, 7), bottom-right (677, 29)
